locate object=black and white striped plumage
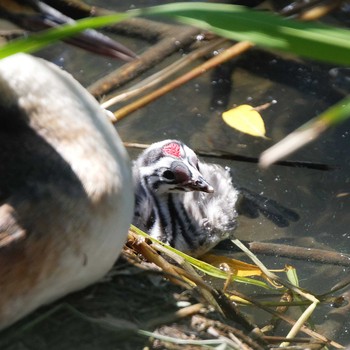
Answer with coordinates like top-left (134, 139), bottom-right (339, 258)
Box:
top-left (133, 140), bottom-right (239, 256)
top-left (133, 140), bottom-right (299, 257)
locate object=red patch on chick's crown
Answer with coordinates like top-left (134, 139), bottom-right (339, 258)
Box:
top-left (162, 142), bottom-right (181, 158)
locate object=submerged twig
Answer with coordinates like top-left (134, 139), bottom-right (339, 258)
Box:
top-left (113, 41), bottom-right (253, 120)
top-left (88, 25), bottom-right (201, 96)
top-left (129, 226), bottom-right (268, 342)
top-left (229, 290), bottom-right (342, 348)
top-left (145, 303), bottom-right (204, 330)
top-left (231, 239), bottom-right (321, 347)
top-left (101, 37), bottom-right (227, 109)
top-left (123, 141), bottom-right (334, 171)
top-left (138, 328), bottom-right (242, 348)
top-left (248, 241), bottom-right (350, 267)
top-left (129, 226), bottom-right (345, 348)
top-left (192, 315), bottom-right (266, 350)
top-left (127, 230), bottom-right (190, 289)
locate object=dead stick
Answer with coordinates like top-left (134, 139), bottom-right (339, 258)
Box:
top-left (128, 231), bottom-right (190, 288)
top-left (113, 41), bottom-right (253, 120)
top-left (145, 303), bottom-right (204, 329)
top-left (89, 26), bottom-right (201, 96)
top-left (101, 37), bottom-right (228, 109)
top-left (123, 142), bottom-right (333, 171)
top-left (230, 290), bottom-right (343, 348)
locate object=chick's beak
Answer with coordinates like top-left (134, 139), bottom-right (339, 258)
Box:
top-left (188, 176), bottom-right (214, 193)
top-left (171, 161), bottom-right (214, 193)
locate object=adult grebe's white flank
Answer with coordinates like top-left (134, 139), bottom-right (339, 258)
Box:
top-left (0, 53), bottom-right (134, 329)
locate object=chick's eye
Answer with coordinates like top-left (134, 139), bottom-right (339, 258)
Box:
top-left (162, 170), bottom-right (175, 180)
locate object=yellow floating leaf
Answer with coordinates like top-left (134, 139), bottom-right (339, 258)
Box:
top-left (202, 254), bottom-right (286, 289)
top-left (201, 253), bottom-right (263, 278)
top-left (222, 104), bottom-right (267, 138)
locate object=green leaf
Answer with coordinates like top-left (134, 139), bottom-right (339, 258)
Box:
top-left (318, 96), bottom-right (350, 126)
top-left (260, 96), bottom-right (350, 168)
top-left (0, 13), bottom-right (132, 58)
top-left (286, 265), bottom-right (300, 287)
top-left (130, 225), bottom-right (270, 289)
top-left (2, 3), bottom-right (350, 66)
top-left (140, 2), bottom-right (350, 65)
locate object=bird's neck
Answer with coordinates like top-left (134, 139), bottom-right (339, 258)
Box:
top-left (149, 189), bottom-right (200, 251)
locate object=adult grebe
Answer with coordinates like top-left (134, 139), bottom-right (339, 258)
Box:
top-left (0, 53), bottom-right (134, 329)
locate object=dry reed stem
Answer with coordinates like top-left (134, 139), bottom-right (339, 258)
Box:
top-left (113, 41), bottom-right (253, 120)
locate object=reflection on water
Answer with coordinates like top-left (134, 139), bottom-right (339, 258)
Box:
top-left (36, 1), bottom-right (350, 345)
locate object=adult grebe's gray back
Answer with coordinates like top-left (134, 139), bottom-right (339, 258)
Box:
top-left (0, 53), bottom-right (134, 329)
